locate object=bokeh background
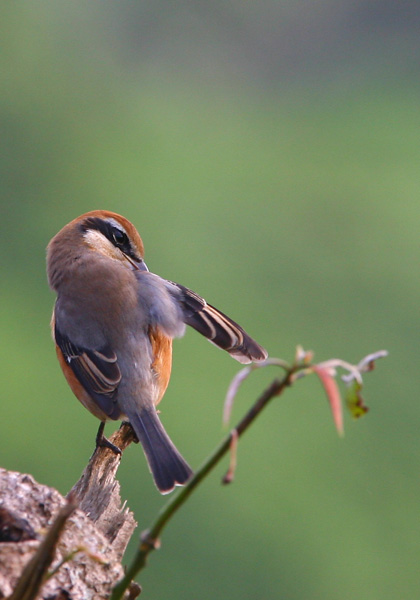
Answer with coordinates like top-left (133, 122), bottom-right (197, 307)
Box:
top-left (1, 2), bottom-right (419, 598)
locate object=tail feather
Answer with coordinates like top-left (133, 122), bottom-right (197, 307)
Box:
top-left (128, 408), bottom-right (192, 494)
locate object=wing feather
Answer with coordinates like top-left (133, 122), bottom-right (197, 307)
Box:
top-left (165, 281), bottom-right (268, 364)
top-left (54, 322), bottom-right (122, 419)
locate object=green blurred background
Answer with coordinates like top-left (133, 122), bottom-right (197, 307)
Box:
top-left (1, 2), bottom-right (419, 598)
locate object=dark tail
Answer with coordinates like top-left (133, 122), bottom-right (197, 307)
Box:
top-left (127, 408), bottom-right (192, 494)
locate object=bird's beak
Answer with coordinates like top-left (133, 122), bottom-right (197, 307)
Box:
top-left (123, 252), bottom-right (149, 272)
top-left (137, 259), bottom-right (149, 272)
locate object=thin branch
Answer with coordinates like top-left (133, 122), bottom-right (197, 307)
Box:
top-left (110, 346), bottom-right (386, 598)
top-left (110, 370), bottom-right (297, 600)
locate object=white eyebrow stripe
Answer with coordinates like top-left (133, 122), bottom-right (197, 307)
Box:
top-left (104, 218), bottom-right (129, 235)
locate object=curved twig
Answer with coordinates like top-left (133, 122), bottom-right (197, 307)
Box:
top-left (110, 370), bottom-right (296, 600)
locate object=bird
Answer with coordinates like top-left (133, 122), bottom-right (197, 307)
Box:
top-left (47, 210), bottom-right (267, 494)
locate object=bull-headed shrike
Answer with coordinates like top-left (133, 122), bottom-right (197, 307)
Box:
top-left (47, 211), bottom-right (267, 493)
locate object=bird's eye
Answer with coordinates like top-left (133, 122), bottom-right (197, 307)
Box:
top-left (112, 227), bottom-right (128, 247)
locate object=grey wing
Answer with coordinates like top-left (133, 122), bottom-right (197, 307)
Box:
top-left (54, 320), bottom-right (122, 419)
top-left (164, 280), bottom-right (268, 364)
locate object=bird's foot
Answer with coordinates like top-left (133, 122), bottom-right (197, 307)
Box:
top-left (95, 422), bottom-right (122, 455)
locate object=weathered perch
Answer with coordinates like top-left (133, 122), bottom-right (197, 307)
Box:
top-left (0, 423), bottom-right (139, 599)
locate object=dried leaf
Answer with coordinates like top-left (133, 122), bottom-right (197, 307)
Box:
top-left (223, 366), bottom-right (252, 426)
top-left (345, 380), bottom-right (369, 419)
top-left (222, 429), bottom-right (239, 485)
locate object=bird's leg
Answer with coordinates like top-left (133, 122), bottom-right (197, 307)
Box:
top-left (95, 421), bottom-right (122, 455)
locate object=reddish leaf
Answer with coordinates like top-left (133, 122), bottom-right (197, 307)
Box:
top-left (313, 365), bottom-right (344, 436)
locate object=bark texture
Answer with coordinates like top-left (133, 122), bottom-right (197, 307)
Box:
top-left (0, 423), bottom-right (138, 599)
